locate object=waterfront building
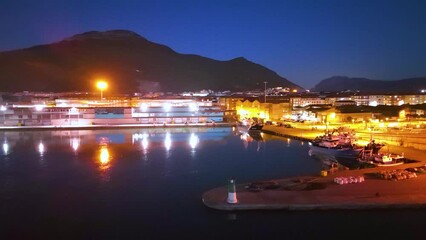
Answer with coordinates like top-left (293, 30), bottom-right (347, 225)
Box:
top-left (334, 100), bottom-right (357, 107)
top-left (324, 93), bottom-right (354, 106)
top-left (353, 95), bottom-right (369, 106)
top-left (0, 98), bottom-right (224, 126)
top-left (402, 94), bottom-right (426, 105)
top-left (235, 97), bottom-right (291, 122)
top-left (218, 96), bottom-right (244, 122)
top-left (290, 94), bottom-right (326, 108)
top-left (312, 107), bottom-right (375, 123)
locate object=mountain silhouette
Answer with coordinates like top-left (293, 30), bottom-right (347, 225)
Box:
top-left (312, 76), bottom-right (426, 94)
top-left (0, 30), bottom-right (301, 93)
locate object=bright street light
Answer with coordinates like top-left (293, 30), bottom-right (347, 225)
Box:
top-left (96, 80), bottom-right (108, 99)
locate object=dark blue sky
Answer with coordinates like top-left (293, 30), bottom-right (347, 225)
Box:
top-left (1, 0), bottom-right (425, 88)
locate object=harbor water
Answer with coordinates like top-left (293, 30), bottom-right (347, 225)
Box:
top-left (0, 127), bottom-right (424, 239)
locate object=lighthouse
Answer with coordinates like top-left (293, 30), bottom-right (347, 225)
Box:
top-left (227, 179), bottom-right (238, 204)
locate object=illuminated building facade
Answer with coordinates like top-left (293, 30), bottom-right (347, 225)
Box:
top-left (235, 97), bottom-right (291, 122)
top-left (0, 98), bottom-right (224, 126)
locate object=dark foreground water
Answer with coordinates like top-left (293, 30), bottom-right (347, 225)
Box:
top-left (0, 127), bottom-right (424, 239)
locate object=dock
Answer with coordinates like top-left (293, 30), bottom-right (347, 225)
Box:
top-left (203, 125), bottom-right (426, 211)
top-left (203, 163), bottom-right (426, 211)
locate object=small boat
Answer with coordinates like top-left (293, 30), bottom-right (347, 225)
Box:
top-left (236, 120), bottom-right (263, 134)
top-left (248, 123), bottom-right (263, 131)
top-left (376, 161), bottom-right (404, 167)
top-left (373, 153), bottom-right (405, 167)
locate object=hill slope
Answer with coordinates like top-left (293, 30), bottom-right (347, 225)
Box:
top-left (0, 30), bottom-right (301, 93)
top-left (312, 76), bottom-right (426, 93)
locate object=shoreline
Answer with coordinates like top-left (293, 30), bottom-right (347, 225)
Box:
top-left (203, 125), bottom-right (426, 211)
top-left (0, 122), bottom-right (234, 131)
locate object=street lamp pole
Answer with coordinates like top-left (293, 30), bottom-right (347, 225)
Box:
top-left (96, 81), bottom-right (108, 100)
top-left (264, 81), bottom-right (268, 103)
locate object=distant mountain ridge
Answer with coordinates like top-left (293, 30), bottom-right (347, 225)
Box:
top-left (0, 30), bottom-right (302, 93)
top-left (312, 76), bottom-right (426, 94)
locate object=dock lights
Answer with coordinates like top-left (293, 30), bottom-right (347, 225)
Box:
top-left (227, 179), bottom-right (238, 204)
top-left (96, 80), bottom-right (108, 99)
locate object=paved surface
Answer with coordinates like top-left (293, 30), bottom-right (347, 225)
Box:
top-left (203, 125), bottom-right (426, 211)
top-left (203, 169), bottom-right (426, 211)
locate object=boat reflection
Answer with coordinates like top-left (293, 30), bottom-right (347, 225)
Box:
top-left (308, 149), bottom-right (364, 170)
top-left (239, 132), bottom-right (264, 151)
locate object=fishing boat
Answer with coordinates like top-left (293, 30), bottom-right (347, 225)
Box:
top-left (309, 127), bottom-right (364, 158)
top-left (373, 153), bottom-right (405, 167)
top-left (309, 141), bottom-right (364, 158)
top-left (236, 120), bottom-right (263, 134)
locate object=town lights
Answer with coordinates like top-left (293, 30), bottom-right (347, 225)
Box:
top-left (96, 80), bottom-right (108, 99)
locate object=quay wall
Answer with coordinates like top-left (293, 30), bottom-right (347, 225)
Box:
top-left (262, 125), bottom-right (426, 161)
top-left (262, 125), bottom-right (426, 151)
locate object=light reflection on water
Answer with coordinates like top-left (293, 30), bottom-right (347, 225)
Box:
top-left (0, 127), bottom-right (334, 238)
top-left (3, 141), bottom-right (8, 155)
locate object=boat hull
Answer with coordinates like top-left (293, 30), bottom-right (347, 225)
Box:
top-left (236, 124), bottom-right (263, 134)
top-left (309, 145), bottom-right (363, 158)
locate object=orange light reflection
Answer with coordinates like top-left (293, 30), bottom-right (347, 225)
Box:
top-left (99, 146), bottom-right (110, 165)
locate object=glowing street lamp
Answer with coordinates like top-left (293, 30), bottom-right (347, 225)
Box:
top-left (96, 81), bottom-right (108, 99)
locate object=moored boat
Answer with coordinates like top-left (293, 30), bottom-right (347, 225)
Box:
top-left (309, 127), bottom-right (364, 158)
top-left (309, 143), bottom-right (364, 158)
top-left (236, 120), bottom-right (263, 134)
top-left (373, 153), bottom-right (405, 167)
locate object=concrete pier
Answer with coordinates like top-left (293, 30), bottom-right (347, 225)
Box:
top-left (203, 125), bottom-right (426, 211)
top-left (203, 165), bottom-right (426, 211)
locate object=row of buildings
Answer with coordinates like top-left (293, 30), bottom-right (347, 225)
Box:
top-left (0, 91), bottom-right (425, 126)
top-left (0, 98), bottom-right (224, 126)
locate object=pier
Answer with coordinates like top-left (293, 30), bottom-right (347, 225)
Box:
top-left (203, 125), bottom-right (426, 211)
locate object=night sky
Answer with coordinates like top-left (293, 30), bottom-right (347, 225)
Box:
top-left (1, 0), bottom-right (425, 88)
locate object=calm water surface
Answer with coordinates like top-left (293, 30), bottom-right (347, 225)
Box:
top-left (0, 127), bottom-right (424, 239)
